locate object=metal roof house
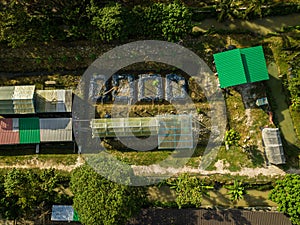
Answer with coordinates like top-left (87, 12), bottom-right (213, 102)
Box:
top-left (0, 85), bottom-right (35, 114)
top-left (213, 46), bottom-right (269, 88)
top-left (35, 90), bottom-right (72, 113)
top-left (262, 128), bottom-right (286, 165)
top-left (0, 85), bottom-right (74, 147)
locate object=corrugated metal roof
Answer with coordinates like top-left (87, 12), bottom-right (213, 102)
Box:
top-left (213, 49), bottom-right (247, 88)
top-left (262, 128), bottom-right (285, 165)
top-left (213, 46), bottom-right (269, 88)
top-left (19, 117), bottom-right (40, 144)
top-left (129, 208), bottom-right (292, 225)
top-left (0, 100), bottom-right (35, 114)
top-left (39, 118), bottom-right (72, 142)
top-left (240, 46), bottom-right (269, 83)
top-left (0, 86), bottom-right (14, 100)
top-left (51, 205), bottom-right (79, 222)
top-left (0, 86), bottom-right (35, 114)
top-left (36, 90), bottom-right (72, 113)
top-left (0, 118), bottom-right (19, 144)
top-left (13, 85), bottom-right (35, 99)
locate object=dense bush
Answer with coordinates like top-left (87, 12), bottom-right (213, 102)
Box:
top-left (0, 169), bottom-right (71, 221)
top-left (269, 174), bottom-right (300, 225)
top-left (0, 0), bottom-right (299, 46)
top-left (87, 3), bottom-right (127, 42)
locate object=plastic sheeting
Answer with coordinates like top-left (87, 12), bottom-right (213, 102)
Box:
top-left (262, 128), bottom-right (285, 165)
top-left (36, 90), bottom-right (72, 113)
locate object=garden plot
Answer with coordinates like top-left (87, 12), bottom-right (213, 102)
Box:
top-left (112, 74), bottom-right (136, 104)
top-left (138, 74), bottom-right (163, 102)
top-left (165, 74), bottom-right (188, 102)
top-left (89, 74), bottom-right (110, 103)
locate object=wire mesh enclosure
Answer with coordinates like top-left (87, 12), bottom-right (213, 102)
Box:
top-left (112, 74), bottom-right (136, 104)
top-left (165, 74), bottom-right (188, 102)
top-left (89, 74), bottom-right (110, 103)
top-left (91, 115), bottom-right (194, 149)
top-left (91, 117), bottom-right (159, 138)
top-left (157, 115), bottom-right (193, 149)
top-left (138, 74), bottom-right (163, 102)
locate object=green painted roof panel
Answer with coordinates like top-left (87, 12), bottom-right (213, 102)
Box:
top-left (19, 118), bottom-right (40, 144)
top-left (213, 49), bottom-right (247, 88)
top-left (213, 46), bottom-right (269, 88)
top-left (240, 46), bottom-right (269, 83)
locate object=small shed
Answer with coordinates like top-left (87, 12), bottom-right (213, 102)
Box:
top-left (39, 118), bottom-right (72, 142)
top-left (262, 128), bottom-right (286, 165)
top-left (0, 118), bottom-right (19, 145)
top-left (0, 85), bottom-right (35, 114)
top-left (256, 97), bottom-right (269, 107)
top-left (35, 90), bottom-right (72, 113)
top-left (213, 46), bottom-right (269, 88)
top-left (51, 205), bottom-right (79, 222)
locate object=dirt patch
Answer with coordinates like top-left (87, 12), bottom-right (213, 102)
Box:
top-left (0, 156), bottom-right (83, 172)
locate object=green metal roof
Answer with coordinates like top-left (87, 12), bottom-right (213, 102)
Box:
top-left (19, 118), bottom-right (40, 144)
top-left (213, 46), bottom-right (269, 88)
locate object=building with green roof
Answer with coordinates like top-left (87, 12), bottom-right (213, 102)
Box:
top-left (213, 46), bottom-right (269, 88)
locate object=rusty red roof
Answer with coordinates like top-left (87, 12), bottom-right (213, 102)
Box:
top-left (0, 118), bottom-right (19, 144)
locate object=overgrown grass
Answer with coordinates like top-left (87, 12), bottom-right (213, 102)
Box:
top-left (0, 144), bottom-right (78, 166)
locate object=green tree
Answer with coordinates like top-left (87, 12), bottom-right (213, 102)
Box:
top-left (168, 173), bottom-right (213, 208)
top-left (225, 180), bottom-right (246, 202)
top-left (70, 158), bottom-right (146, 225)
top-left (0, 0), bottom-right (30, 47)
top-left (269, 174), bottom-right (300, 225)
top-left (1, 169), bottom-right (67, 221)
top-left (87, 2), bottom-right (127, 42)
top-left (161, 2), bottom-right (192, 42)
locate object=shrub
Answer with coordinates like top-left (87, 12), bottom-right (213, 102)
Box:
top-left (87, 2), bottom-right (127, 42)
top-left (225, 129), bottom-right (241, 147)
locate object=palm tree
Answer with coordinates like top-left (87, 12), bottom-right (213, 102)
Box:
top-left (243, 0), bottom-right (269, 20)
top-left (225, 180), bottom-right (246, 202)
top-left (216, 0), bottom-right (239, 22)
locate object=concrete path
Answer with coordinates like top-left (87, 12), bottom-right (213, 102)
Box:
top-left (196, 13), bottom-right (300, 35)
top-left (267, 62), bottom-right (299, 146)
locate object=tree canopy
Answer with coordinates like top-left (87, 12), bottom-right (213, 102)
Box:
top-left (168, 173), bottom-right (213, 209)
top-left (70, 158), bottom-right (147, 225)
top-left (0, 168), bottom-right (71, 221)
top-left (269, 174), bottom-right (300, 225)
